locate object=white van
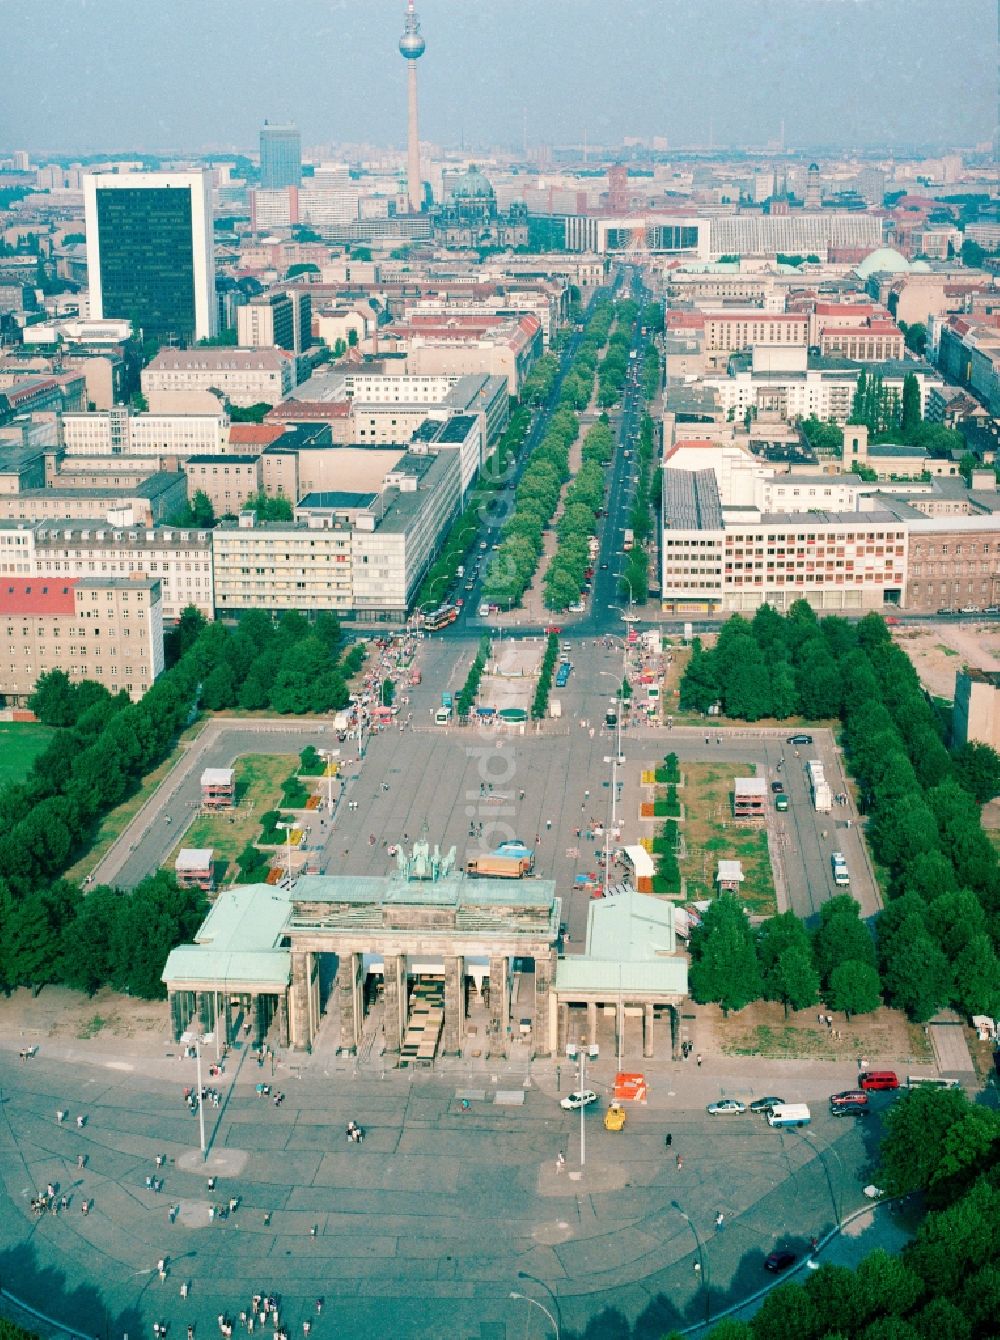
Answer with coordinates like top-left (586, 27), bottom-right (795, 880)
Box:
top-left (434, 706), bottom-right (452, 725)
top-left (831, 852), bottom-right (850, 886)
top-left (767, 1103), bottom-right (811, 1128)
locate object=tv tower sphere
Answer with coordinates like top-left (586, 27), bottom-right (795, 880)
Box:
top-left (399, 2), bottom-right (425, 59)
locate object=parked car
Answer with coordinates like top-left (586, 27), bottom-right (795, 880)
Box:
top-left (960, 605), bottom-right (979, 614)
top-left (560, 1090), bottom-right (598, 1111)
top-left (937, 607), bottom-right (957, 616)
top-left (984, 605), bottom-right (1000, 615)
top-left (749, 1096), bottom-right (785, 1113)
top-left (859, 1070), bottom-right (899, 1091)
top-left (830, 1090), bottom-right (868, 1107)
top-left (831, 1102), bottom-right (869, 1118)
top-left (771, 781), bottom-right (785, 794)
top-left (707, 1099), bottom-right (746, 1115)
top-left (786, 734), bottom-right (813, 745)
top-left (764, 1250), bottom-right (797, 1273)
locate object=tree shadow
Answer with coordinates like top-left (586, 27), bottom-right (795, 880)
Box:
top-left (0, 1239), bottom-right (143, 1339)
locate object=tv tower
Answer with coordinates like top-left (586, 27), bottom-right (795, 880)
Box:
top-left (399, 0), bottom-right (426, 213)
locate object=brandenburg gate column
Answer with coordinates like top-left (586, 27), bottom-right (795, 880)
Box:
top-left (443, 955), bottom-right (465, 1055)
top-left (533, 949), bottom-right (554, 1057)
top-left (382, 954), bottom-right (404, 1053)
top-left (337, 952), bottom-right (361, 1054)
top-left (489, 955), bottom-right (508, 1056)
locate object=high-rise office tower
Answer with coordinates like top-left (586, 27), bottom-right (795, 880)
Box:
top-left (260, 122), bottom-right (302, 190)
top-left (804, 162), bottom-right (822, 209)
top-left (84, 170), bottom-right (217, 344)
top-left (399, 0), bottom-right (426, 212)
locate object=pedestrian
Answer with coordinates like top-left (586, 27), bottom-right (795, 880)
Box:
top-left (665, 1132), bottom-right (672, 1147)
top-left (146, 1175), bottom-right (154, 1190)
top-left (315, 1300), bottom-right (323, 1315)
top-left (158, 1257), bottom-right (167, 1282)
top-left (188, 1328), bottom-right (195, 1340)
top-left (180, 1282), bottom-right (189, 1299)
top-left (57, 1109), bottom-right (66, 1123)
top-left (810, 1236), bottom-right (819, 1254)
top-left (302, 1325), bottom-right (311, 1338)
top-left (77, 1154), bottom-right (86, 1169)
top-left (715, 1212), bottom-right (724, 1230)
top-left (207, 1176), bottom-right (216, 1192)
top-left (696, 1052), bottom-right (702, 1067)
top-left (556, 1151), bottom-right (565, 1173)
top-left (676, 1154), bottom-right (683, 1170)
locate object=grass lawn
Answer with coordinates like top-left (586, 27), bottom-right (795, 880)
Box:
top-left (0, 722), bottom-right (56, 787)
top-left (680, 761), bottom-right (777, 915)
top-left (170, 754), bottom-right (298, 886)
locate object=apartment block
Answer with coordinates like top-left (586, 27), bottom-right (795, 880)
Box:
top-left (0, 575), bottom-right (164, 704)
top-left (23, 518), bottom-right (214, 620)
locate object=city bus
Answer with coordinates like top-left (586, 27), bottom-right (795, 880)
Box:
top-left (422, 604), bottom-right (459, 633)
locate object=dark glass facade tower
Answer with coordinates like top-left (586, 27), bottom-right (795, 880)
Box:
top-left (260, 124), bottom-right (302, 190)
top-left (94, 186), bottom-right (197, 344)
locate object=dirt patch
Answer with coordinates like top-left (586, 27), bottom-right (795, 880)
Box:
top-left (680, 761), bottom-right (777, 915)
top-left (1, 985), bottom-right (169, 1043)
top-left (706, 1000), bottom-right (934, 1064)
top-left (891, 622), bottom-right (1000, 701)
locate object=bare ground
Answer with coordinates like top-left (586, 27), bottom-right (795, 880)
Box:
top-left (707, 1000), bottom-right (935, 1065)
top-left (891, 621), bottom-right (1000, 700)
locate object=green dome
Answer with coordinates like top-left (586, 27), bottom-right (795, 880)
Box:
top-left (450, 164), bottom-right (495, 200)
top-left (855, 246), bottom-right (912, 278)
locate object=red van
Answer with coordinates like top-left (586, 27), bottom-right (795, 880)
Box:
top-left (859, 1070), bottom-right (899, 1091)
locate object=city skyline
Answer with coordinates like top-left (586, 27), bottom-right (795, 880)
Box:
top-left (2, 0), bottom-right (994, 156)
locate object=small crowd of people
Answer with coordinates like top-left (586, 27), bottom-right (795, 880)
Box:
top-left (346, 1119), bottom-right (365, 1144)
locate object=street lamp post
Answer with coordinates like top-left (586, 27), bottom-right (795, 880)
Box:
top-left (509, 1292), bottom-right (559, 1339)
top-left (565, 1042), bottom-right (598, 1168)
top-left (276, 821), bottom-right (295, 881)
top-left (319, 748), bottom-right (340, 814)
top-left (182, 1029), bottom-right (212, 1159)
top-left (672, 1201), bottom-right (709, 1325)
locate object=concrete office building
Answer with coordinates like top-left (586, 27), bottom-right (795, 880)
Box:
top-left (0, 473), bottom-right (187, 526)
top-left (0, 575), bottom-right (164, 705)
top-left (182, 455), bottom-right (263, 515)
top-left (213, 446), bottom-right (461, 619)
top-left (259, 123), bottom-right (301, 190)
top-left (553, 211), bottom-right (879, 259)
top-left (84, 171), bottom-right (217, 344)
top-left (237, 290), bottom-right (312, 356)
top-left (660, 468), bottom-right (907, 615)
top-left (142, 348), bottom-right (295, 407)
top-left (61, 407), bottom-right (227, 456)
top-left (703, 351), bottom-right (942, 424)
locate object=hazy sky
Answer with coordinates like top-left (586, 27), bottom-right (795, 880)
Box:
top-left (3, 0), bottom-right (994, 155)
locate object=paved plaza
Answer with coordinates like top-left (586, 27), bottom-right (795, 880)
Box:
top-left (0, 1032), bottom-right (897, 1340)
top-left (4, 634), bottom-right (903, 1337)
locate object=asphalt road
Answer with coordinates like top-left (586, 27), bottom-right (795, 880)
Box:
top-left (0, 1035), bottom-right (897, 1340)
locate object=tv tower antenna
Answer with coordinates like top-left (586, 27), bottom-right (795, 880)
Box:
top-left (399, 0), bottom-right (426, 213)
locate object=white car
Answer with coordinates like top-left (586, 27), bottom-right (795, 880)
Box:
top-left (560, 1090), bottom-right (598, 1111)
top-left (707, 1099), bottom-right (746, 1115)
